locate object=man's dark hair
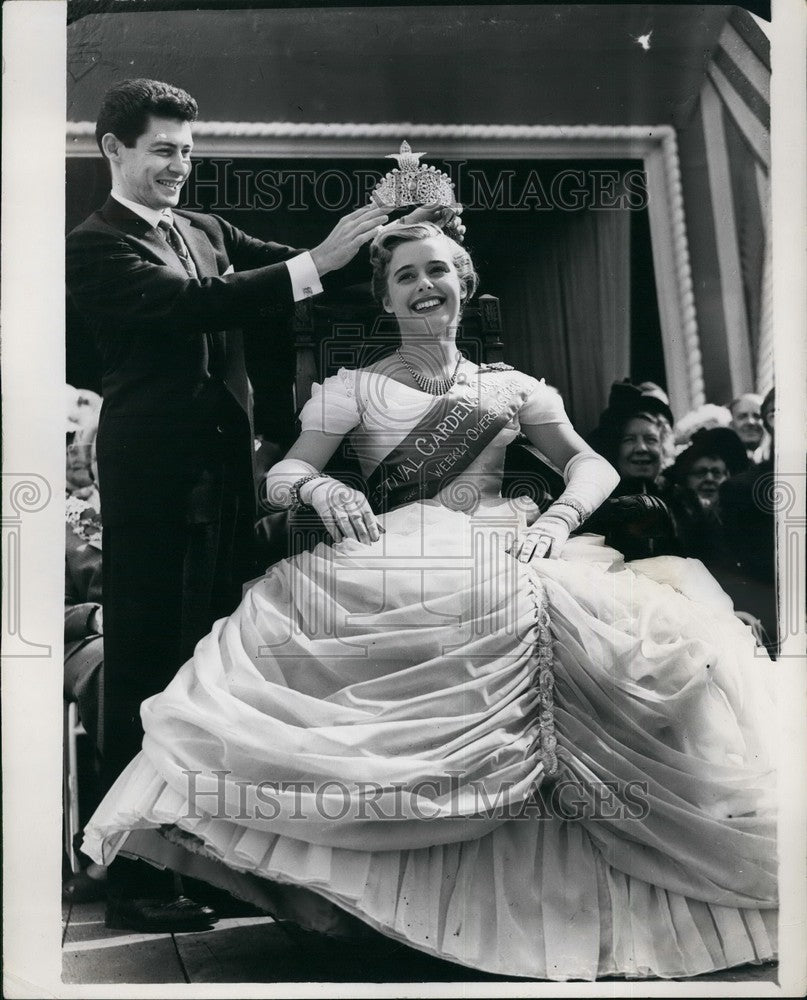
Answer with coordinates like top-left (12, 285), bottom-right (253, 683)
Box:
top-left (95, 78), bottom-right (198, 155)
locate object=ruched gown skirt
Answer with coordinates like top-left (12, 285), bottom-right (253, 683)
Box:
top-left (84, 501), bottom-right (777, 980)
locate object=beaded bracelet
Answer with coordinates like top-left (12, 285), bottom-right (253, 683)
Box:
top-left (549, 497), bottom-right (588, 528)
top-left (288, 473), bottom-right (328, 512)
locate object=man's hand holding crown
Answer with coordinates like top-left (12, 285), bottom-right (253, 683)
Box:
top-left (402, 203), bottom-right (466, 242)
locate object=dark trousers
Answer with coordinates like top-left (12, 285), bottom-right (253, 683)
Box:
top-left (101, 504), bottom-right (255, 899)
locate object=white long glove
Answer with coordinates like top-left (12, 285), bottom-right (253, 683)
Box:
top-left (262, 459), bottom-right (382, 544)
top-left (512, 450), bottom-right (619, 561)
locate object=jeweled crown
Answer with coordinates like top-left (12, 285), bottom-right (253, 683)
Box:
top-left (373, 141), bottom-right (457, 209)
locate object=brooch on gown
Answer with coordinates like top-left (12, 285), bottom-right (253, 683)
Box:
top-left (477, 362), bottom-right (515, 372)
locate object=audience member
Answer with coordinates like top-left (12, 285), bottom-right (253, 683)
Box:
top-left (729, 392), bottom-right (766, 462)
top-left (586, 384), bottom-right (679, 560)
top-left (588, 381), bottom-right (675, 480)
top-left (671, 427), bottom-right (749, 510)
top-left (586, 387), bottom-right (755, 572)
top-left (666, 427), bottom-right (749, 566)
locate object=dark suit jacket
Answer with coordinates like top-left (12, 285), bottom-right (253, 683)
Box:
top-left (66, 196), bottom-right (302, 525)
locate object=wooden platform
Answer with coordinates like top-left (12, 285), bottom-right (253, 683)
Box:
top-left (62, 898), bottom-right (780, 986)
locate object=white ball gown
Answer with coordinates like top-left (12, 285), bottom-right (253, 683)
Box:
top-left (83, 367), bottom-right (777, 980)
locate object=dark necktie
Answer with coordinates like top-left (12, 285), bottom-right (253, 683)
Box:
top-left (158, 218), bottom-right (198, 279)
top-left (158, 219), bottom-right (226, 376)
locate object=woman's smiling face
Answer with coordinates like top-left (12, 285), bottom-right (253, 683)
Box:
top-left (616, 416), bottom-right (662, 482)
top-left (383, 235), bottom-right (464, 332)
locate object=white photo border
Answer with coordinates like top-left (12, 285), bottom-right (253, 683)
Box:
top-left (2, 1), bottom-right (805, 997)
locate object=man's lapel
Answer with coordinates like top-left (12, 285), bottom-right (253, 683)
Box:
top-left (174, 213), bottom-right (219, 279)
top-left (99, 194), bottom-right (147, 234)
top-left (100, 196), bottom-right (185, 273)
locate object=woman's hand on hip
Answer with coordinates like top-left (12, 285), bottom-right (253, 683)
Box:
top-left (307, 479), bottom-right (383, 544)
top-left (508, 515), bottom-right (571, 562)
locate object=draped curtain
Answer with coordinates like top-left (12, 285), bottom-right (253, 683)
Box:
top-left (495, 207), bottom-right (631, 437)
top-left (700, 8), bottom-right (771, 394)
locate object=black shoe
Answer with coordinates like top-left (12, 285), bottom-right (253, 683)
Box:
top-left (105, 895), bottom-right (218, 933)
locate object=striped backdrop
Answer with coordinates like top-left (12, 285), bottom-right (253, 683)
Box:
top-left (700, 8), bottom-right (772, 396)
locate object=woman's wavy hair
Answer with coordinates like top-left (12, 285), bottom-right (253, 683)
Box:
top-left (369, 222), bottom-right (478, 310)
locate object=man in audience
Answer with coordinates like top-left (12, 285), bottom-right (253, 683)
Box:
top-left (729, 393), bottom-right (766, 462)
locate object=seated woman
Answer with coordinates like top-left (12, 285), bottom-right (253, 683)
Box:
top-left (83, 222), bottom-right (776, 981)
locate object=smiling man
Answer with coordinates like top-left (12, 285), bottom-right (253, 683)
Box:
top-left (65, 78), bottom-right (396, 934)
top-left (729, 392), bottom-right (765, 459)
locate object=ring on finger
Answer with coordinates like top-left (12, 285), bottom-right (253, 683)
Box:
top-left (519, 539), bottom-right (538, 560)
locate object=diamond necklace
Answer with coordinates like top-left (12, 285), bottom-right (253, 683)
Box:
top-left (396, 349), bottom-right (463, 395)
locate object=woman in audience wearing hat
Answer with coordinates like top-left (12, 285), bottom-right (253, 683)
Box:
top-left (666, 426), bottom-right (749, 565)
top-left (585, 382), bottom-right (679, 560)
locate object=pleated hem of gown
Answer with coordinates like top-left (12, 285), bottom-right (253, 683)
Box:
top-left (83, 756), bottom-right (777, 982)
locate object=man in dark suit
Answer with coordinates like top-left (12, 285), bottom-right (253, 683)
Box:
top-left (66, 78), bottom-right (395, 932)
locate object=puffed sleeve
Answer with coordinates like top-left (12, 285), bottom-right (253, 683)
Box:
top-left (298, 367), bottom-right (361, 435)
top-left (518, 377), bottom-right (573, 428)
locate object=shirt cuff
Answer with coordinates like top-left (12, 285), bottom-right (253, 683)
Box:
top-left (286, 252), bottom-right (323, 303)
